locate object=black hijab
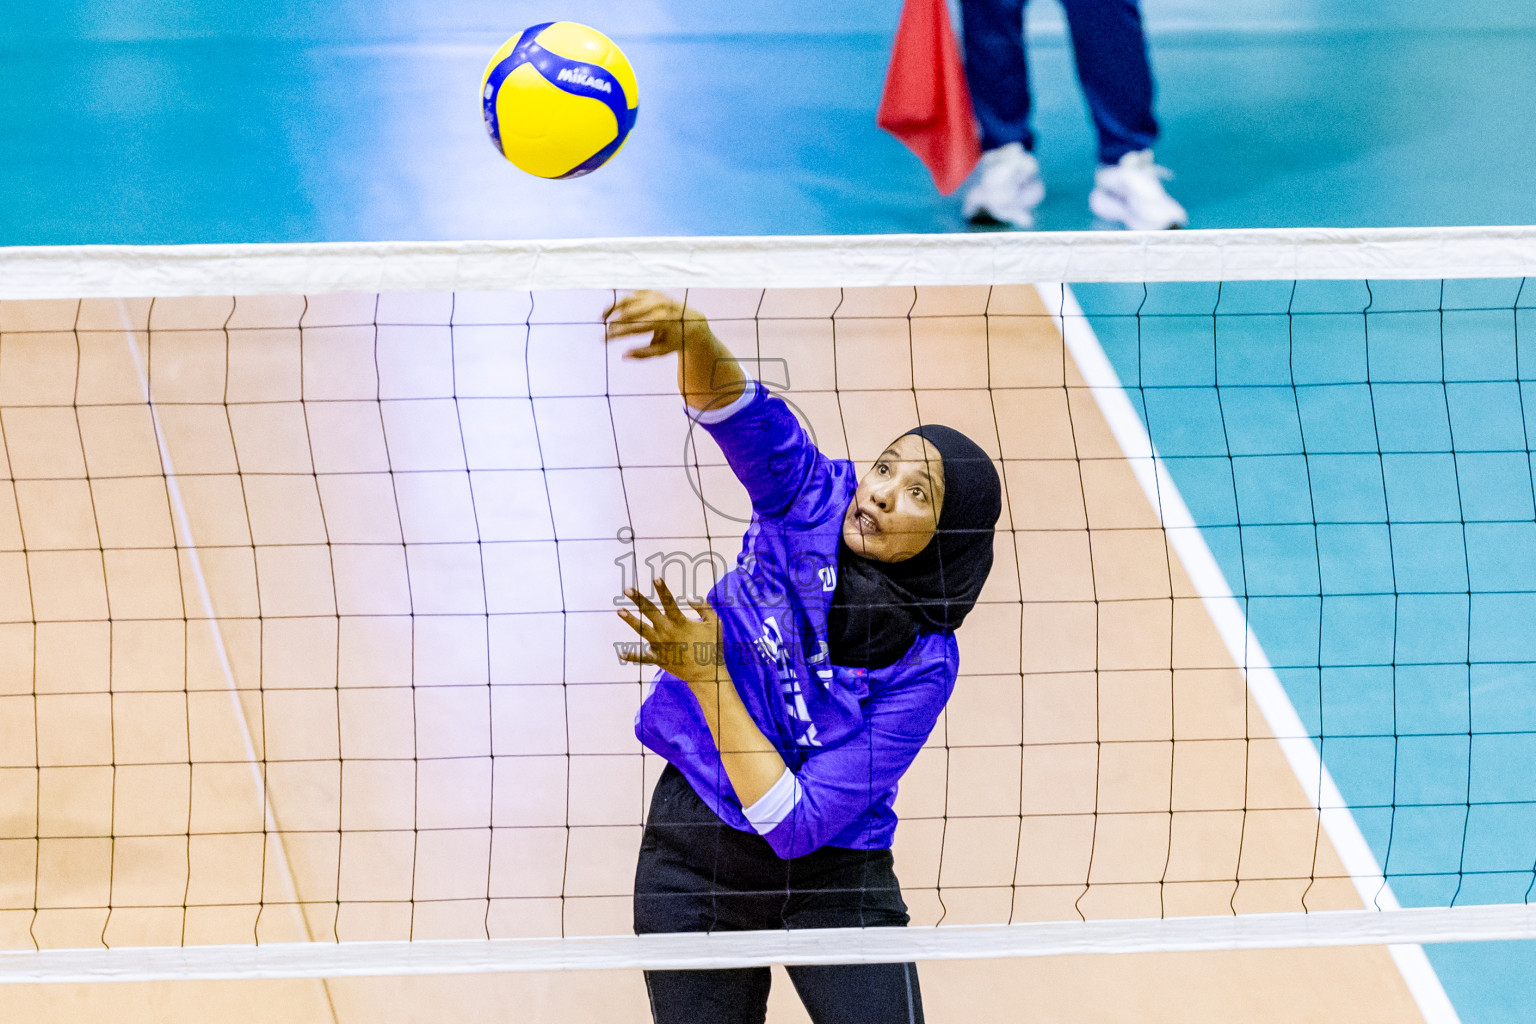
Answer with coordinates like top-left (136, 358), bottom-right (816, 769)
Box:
top-left (826, 424), bottom-right (1002, 669)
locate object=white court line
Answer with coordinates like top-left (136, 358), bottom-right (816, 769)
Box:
top-left (0, 904), bottom-right (1532, 984)
top-left (116, 303), bottom-right (338, 1018)
top-left (1039, 283), bottom-right (1463, 1024)
top-left (118, 304), bottom-right (298, 921)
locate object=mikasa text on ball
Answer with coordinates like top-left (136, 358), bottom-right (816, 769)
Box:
top-left (481, 22), bottom-right (639, 179)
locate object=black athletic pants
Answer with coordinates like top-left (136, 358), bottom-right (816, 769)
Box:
top-left (634, 765), bottom-right (924, 1024)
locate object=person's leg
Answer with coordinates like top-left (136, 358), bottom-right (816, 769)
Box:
top-left (1057, 0), bottom-right (1158, 163)
top-left (958, 0), bottom-right (1033, 152)
top-left (957, 0), bottom-right (1044, 226)
top-left (780, 848), bottom-right (924, 1024)
top-left (786, 962), bottom-right (925, 1024)
top-left (643, 966), bottom-right (773, 1024)
top-left (635, 766), bottom-right (782, 1024)
top-left (1060, 0), bottom-right (1185, 227)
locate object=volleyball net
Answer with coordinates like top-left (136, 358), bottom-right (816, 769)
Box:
top-left (0, 229), bottom-right (1534, 1007)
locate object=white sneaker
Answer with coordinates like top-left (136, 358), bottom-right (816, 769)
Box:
top-left (962, 143), bottom-right (1045, 229)
top-left (1089, 149), bottom-right (1188, 230)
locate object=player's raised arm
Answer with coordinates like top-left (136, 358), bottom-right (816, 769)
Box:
top-left (603, 290), bottom-right (746, 414)
top-left (604, 289), bottom-right (842, 524)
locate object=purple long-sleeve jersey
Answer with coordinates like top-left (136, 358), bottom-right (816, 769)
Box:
top-left (634, 381), bottom-right (959, 860)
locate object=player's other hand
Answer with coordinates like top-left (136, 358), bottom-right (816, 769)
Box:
top-left (603, 290), bottom-right (709, 359)
top-left (616, 578), bottom-right (723, 687)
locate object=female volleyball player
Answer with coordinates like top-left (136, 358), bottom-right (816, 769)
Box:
top-left (606, 291), bottom-right (1001, 1024)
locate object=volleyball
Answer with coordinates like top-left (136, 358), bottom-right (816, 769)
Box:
top-left (480, 22), bottom-right (639, 179)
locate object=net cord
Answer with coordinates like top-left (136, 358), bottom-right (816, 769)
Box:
top-left (1, 904), bottom-right (1532, 984)
top-left (4, 226), bottom-right (1536, 300)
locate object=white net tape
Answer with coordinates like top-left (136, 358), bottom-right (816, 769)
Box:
top-left (3, 904), bottom-right (1534, 984)
top-left (3, 226), bottom-right (1536, 300)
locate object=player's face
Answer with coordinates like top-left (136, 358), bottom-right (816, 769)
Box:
top-left (842, 434), bottom-right (945, 562)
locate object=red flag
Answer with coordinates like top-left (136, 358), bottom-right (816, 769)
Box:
top-left (877, 0), bottom-right (981, 195)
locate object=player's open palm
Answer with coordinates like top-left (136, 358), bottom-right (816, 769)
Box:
top-left (617, 578), bottom-right (722, 687)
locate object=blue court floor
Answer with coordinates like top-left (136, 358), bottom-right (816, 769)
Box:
top-left (1076, 278), bottom-right (1536, 1024)
top-left (3, 3), bottom-right (1536, 243)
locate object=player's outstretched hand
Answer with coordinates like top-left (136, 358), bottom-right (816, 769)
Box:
top-left (603, 290), bottom-right (709, 360)
top-left (616, 578), bottom-right (723, 687)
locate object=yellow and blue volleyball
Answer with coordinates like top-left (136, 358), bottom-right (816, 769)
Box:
top-left (481, 22), bottom-right (638, 179)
